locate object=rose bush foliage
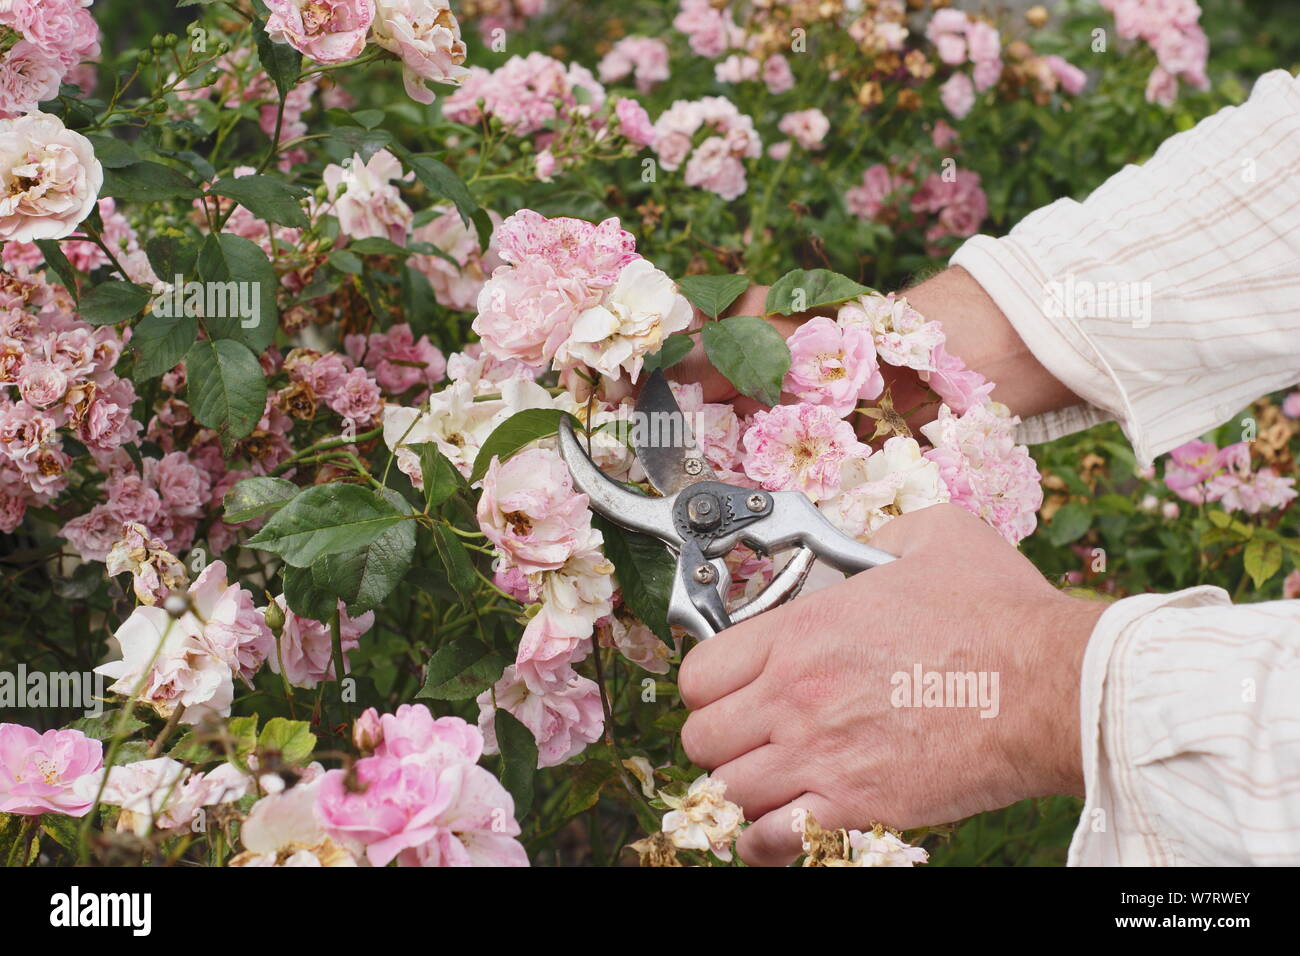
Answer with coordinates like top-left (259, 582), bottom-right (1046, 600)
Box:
top-left (0, 0), bottom-right (1296, 867)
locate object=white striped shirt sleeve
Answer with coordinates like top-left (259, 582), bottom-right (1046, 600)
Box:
top-left (951, 68), bottom-right (1300, 467)
top-left (949, 70), bottom-right (1300, 866)
top-left (1069, 589), bottom-right (1300, 866)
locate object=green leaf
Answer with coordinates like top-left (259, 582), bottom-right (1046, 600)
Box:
top-left (34, 240), bottom-right (79, 299)
top-left (348, 237), bottom-right (412, 257)
top-left (594, 516), bottom-right (675, 644)
top-left (642, 333), bottom-right (694, 374)
top-left (675, 274), bottom-right (750, 319)
top-left (1047, 502), bottom-right (1091, 547)
top-left (210, 175), bottom-right (310, 229)
top-left (764, 268), bottom-right (870, 315)
top-left (83, 134), bottom-right (139, 169)
top-left (254, 17), bottom-right (303, 97)
top-left (470, 408), bottom-right (573, 483)
top-left (432, 524), bottom-right (477, 603)
top-left (411, 443), bottom-right (464, 509)
top-left (102, 161), bottom-right (202, 202)
top-left (185, 338), bottom-right (268, 451)
top-left (79, 280), bottom-right (152, 325)
top-left (1207, 509), bottom-right (1233, 529)
top-left (494, 710), bottom-right (537, 815)
top-left (329, 126), bottom-right (393, 163)
top-left (1244, 538), bottom-right (1282, 590)
top-left (701, 315), bottom-right (791, 406)
top-left (399, 150), bottom-right (478, 228)
top-left (223, 476), bottom-right (299, 524)
top-left (144, 234), bottom-right (200, 283)
top-left (65, 708), bottom-right (147, 741)
top-left (282, 564), bottom-right (336, 621)
top-left (258, 717), bottom-right (316, 766)
top-left (195, 233), bottom-right (279, 353)
top-left (558, 762), bottom-right (618, 818)
top-left (327, 248), bottom-right (364, 274)
top-left (248, 483), bottom-right (405, 567)
top-left (131, 310), bottom-right (198, 379)
top-left (416, 640), bottom-right (507, 700)
top-left (311, 490), bottom-right (417, 614)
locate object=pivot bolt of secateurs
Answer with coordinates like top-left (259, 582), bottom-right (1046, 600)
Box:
top-left (687, 493), bottom-right (720, 530)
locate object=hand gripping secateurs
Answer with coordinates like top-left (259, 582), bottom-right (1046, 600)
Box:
top-left (557, 369), bottom-right (896, 640)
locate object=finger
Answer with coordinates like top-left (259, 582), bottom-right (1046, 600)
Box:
top-left (710, 744), bottom-right (803, 820)
top-left (680, 681), bottom-right (772, 769)
top-left (677, 615), bottom-right (773, 710)
top-left (736, 792), bottom-right (840, 867)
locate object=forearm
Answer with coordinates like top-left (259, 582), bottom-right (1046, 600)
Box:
top-left (903, 265), bottom-right (1082, 421)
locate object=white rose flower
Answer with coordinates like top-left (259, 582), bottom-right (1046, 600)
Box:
top-left (558, 258), bottom-right (692, 381)
top-left (0, 111), bottom-right (103, 242)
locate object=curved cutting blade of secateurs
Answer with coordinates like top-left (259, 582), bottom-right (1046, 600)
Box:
top-left (632, 369), bottom-right (717, 496)
top-left (557, 415), bottom-right (681, 547)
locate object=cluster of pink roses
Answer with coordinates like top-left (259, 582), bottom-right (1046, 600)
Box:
top-left (746, 290), bottom-right (1037, 545)
top-left (926, 9), bottom-right (1003, 120)
top-left (313, 704), bottom-right (527, 866)
top-left (474, 448), bottom-right (608, 768)
top-left (0, 0), bottom-right (100, 118)
top-left (1163, 439), bottom-right (1297, 514)
top-left (471, 210), bottom-right (690, 382)
top-left (0, 266), bottom-right (139, 533)
top-left (1102, 0), bottom-right (1209, 106)
top-left (652, 96), bottom-right (762, 201)
top-left (847, 161), bottom-right (989, 253)
top-left (597, 36), bottom-right (671, 94)
top-left (444, 51), bottom-right (605, 137)
top-left (264, 0), bottom-right (468, 105)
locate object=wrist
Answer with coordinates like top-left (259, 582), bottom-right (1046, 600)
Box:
top-left (1023, 595), bottom-right (1106, 798)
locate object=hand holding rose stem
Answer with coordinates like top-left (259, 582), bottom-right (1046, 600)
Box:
top-left (671, 266), bottom-right (1102, 865)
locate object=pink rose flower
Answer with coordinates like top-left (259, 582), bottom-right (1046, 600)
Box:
top-left (777, 108), bottom-right (830, 150)
top-left (326, 367), bottom-right (384, 426)
top-left (477, 663), bottom-right (604, 768)
top-left (784, 316), bottom-right (883, 416)
top-left (16, 360), bottom-right (67, 409)
top-left (846, 163), bottom-right (906, 221)
top-left (371, 0), bottom-right (470, 105)
top-left (477, 447), bottom-right (592, 574)
top-left (316, 755), bottom-right (451, 866)
top-left (0, 111), bottom-right (103, 242)
top-left (410, 205), bottom-right (503, 312)
top-left (921, 342), bottom-right (995, 414)
top-left (615, 97), bottom-right (657, 147)
top-left (762, 55), bottom-right (795, 94)
top-left (598, 36), bottom-right (670, 94)
top-left (472, 259), bottom-right (595, 370)
top-left (266, 596), bottom-right (374, 689)
top-left (742, 403), bottom-right (866, 502)
top-left (491, 210), bottom-right (639, 285)
top-left (921, 403), bottom-right (1043, 544)
top-left (264, 0), bottom-right (376, 64)
top-left (684, 136), bottom-right (748, 201)
top-left (0, 724), bottom-right (103, 817)
top-left (1044, 55), bottom-right (1087, 95)
top-left (0, 43), bottom-right (64, 119)
top-left (939, 72), bottom-right (976, 120)
top-left (323, 149), bottom-right (413, 244)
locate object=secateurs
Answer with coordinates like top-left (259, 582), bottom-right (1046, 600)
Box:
top-left (558, 369), bottom-right (896, 640)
